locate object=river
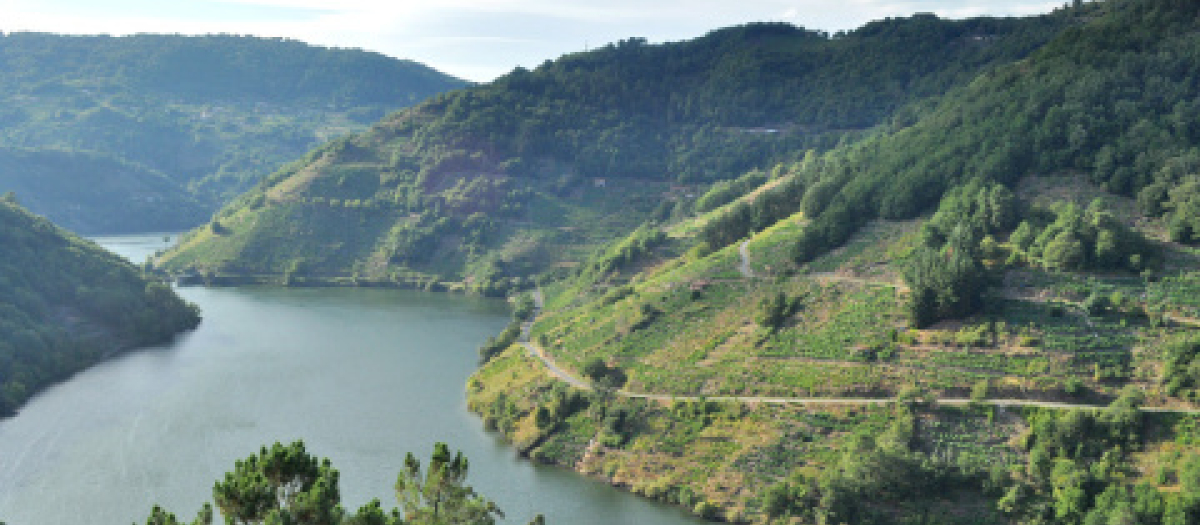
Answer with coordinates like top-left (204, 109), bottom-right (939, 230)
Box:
top-left (0, 234), bottom-right (707, 525)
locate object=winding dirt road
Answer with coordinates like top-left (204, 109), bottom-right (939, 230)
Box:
top-left (517, 290), bottom-right (1200, 414)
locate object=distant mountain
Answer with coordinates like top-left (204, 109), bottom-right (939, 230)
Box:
top-left (0, 33), bottom-right (467, 233)
top-left (0, 147), bottom-right (207, 233)
top-left (0, 196), bottom-right (200, 415)
top-left (157, 12), bottom-right (1075, 291)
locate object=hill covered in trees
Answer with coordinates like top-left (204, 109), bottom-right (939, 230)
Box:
top-left (149, 0), bottom-right (1200, 523)
top-left (464, 0), bottom-right (1200, 523)
top-left (0, 195), bottom-right (200, 415)
top-left (156, 9), bottom-right (1079, 291)
top-left (0, 33), bottom-right (466, 233)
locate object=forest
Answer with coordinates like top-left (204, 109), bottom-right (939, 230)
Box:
top-left (0, 195), bottom-right (200, 415)
top-left (0, 33), bottom-right (466, 233)
top-left (156, 6), bottom-right (1081, 290)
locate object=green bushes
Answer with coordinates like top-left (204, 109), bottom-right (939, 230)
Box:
top-left (581, 357), bottom-right (628, 389)
top-left (698, 170), bottom-right (808, 251)
top-left (1162, 333), bottom-right (1200, 399)
top-left (693, 170), bottom-right (768, 214)
top-left (904, 225), bottom-right (990, 328)
top-left (1016, 200), bottom-right (1157, 273)
top-left (755, 291), bottom-right (796, 330)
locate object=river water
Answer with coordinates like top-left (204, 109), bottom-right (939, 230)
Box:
top-left (0, 234), bottom-right (706, 525)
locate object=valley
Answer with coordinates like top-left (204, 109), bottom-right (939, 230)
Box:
top-left (7, 0), bottom-right (1200, 524)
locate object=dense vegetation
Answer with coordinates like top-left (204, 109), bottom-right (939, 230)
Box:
top-left (157, 10), bottom-right (1079, 289)
top-left (787, 0), bottom-right (1200, 265)
top-left (462, 1), bottom-right (1200, 523)
top-left (0, 32), bottom-right (466, 233)
top-left (133, 0), bottom-right (1200, 523)
top-left (141, 440), bottom-right (544, 525)
top-left (0, 196), bottom-right (200, 415)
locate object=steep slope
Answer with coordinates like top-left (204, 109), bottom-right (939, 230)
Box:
top-left (0, 196), bottom-right (201, 415)
top-left (157, 12), bottom-right (1078, 291)
top-left (468, 1), bottom-right (1200, 523)
top-left (0, 33), bottom-right (467, 233)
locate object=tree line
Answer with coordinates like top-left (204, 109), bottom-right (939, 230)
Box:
top-left (0, 198), bottom-right (200, 414)
top-left (140, 441), bottom-right (546, 525)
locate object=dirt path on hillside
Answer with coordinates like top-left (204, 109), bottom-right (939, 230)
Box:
top-left (809, 271), bottom-right (910, 293)
top-left (738, 240), bottom-right (755, 278)
top-left (517, 290), bottom-right (1200, 413)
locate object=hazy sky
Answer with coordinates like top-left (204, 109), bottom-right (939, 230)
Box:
top-left (2, 0), bottom-right (1062, 82)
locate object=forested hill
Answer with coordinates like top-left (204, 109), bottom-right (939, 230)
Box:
top-left (0, 195), bottom-right (200, 415)
top-left (0, 33), bottom-right (458, 106)
top-left (462, 1), bottom-right (1200, 524)
top-left (0, 33), bottom-right (467, 233)
top-left (156, 9), bottom-right (1079, 290)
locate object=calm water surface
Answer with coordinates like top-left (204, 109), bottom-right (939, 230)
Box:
top-left (0, 234), bottom-right (707, 525)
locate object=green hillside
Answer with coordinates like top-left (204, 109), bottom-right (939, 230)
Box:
top-left (0, 33), bottom-right (466, 233)
top-left (145, 0), bottom-right (1200, 523)
top-left (0, 196), bottom-right (200, 415)
top-left (0, 147), bottom-right (207, 233)
top-left (465, 1), bottom-right (1200, 523)
top-left (157, 11), bottom-right (1078, 291)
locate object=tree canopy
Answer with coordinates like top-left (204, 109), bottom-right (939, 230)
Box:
top-left (143, 441), bottom-right (525, 525)
top-left (0, 199), bottom-right (200, 414)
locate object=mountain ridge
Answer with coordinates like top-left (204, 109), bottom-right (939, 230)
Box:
top-left (156, 10), bottom-right (1081, 290)
top-left (0, 32), bottom-right (467, 233)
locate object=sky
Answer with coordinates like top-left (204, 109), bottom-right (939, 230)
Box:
top-left (1, 0), bottom-right (1063, 82)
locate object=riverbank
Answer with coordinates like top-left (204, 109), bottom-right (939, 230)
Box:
top-left (163, 270), bottom-right (493, 295)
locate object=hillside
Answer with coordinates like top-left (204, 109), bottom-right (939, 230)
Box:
top-left (0, 33), bottom-right (466, 233)
top-left (0, 147), bottom-right (208, 233)
top-left (466, 0), bottom-right (1200, 523)
top-left (156, 10), bottom-right (1078, 291)
top-left (147, 0), bottom-right (1200, 523)
top-left (0, 196), bottom-right (201, 415)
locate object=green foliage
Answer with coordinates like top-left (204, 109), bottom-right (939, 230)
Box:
top-left (761, 416), bottom-right (994, 525)
top-left (904, 225), bottom-right (991, 328)
top-left (787, 0), bottom-right (1200, 269)
top-left (470, 4), bottom-right (1200, 524)
top-left (900, 180), bottom-right (1026, 327)
top-left (396, 443), bottom-right (504, 525)
top-left (146, 441), bottom-right (526, 525)
top-left (141, 504), bottom-right (212, 525)
top-left (577, 225), bottom-right (667, 283)
top-left (693, 170), bottom-right (768, 214)
top-left (1162, 333), bottom-right (1200, 399)
top-left (164, 11), bottom-right (1075, 285)
top-left (427, 16), bottom-right (1067, 182)
top-left (755, 291), bottom-right (794, 330)
top-left (995, 392), bottom-right (1179, 525)
top-left (1019, 200), bottom-right (1156, 273)
top-left (477, 324), bottom-right (521, 364)
top-left (581, 357), bottom-right (628, 389)
top-left (0, 148), bottom-right (209, 234)
top-left (699, 171), bottom-right (808, 250)
top-left (213, 441), bottom-right (341, 525)
top-left (0, 33), bottom-right (465, 233)
top-left (0, 200), bottom-right (200, 415)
